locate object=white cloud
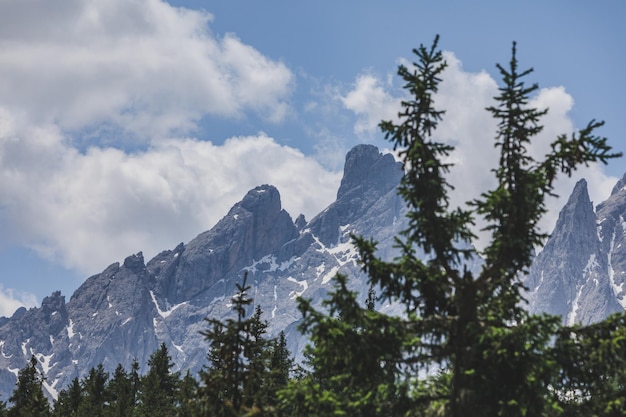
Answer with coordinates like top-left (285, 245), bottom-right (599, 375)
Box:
top-left (340, 74), bottom-right (400, 138)
top-left (0, 111), bottom-right (340, 275)
top-left (0, 285), bottom-right (37, 318)
top-left (431, 52), bottom-right (501, 216)
top-left (0, 0), bottom-right (293, 140)
top-left (528, 86), bottom-right (616, 233)
top-left (340, 51), bottom-right (618, 248)
top-left (0, 0), bottom-right (313, 280)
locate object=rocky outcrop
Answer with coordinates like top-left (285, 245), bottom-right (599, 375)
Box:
top-left (525, 179), bottom-right (624, 324)
top-left (596, 173), bottom-right (626, 309)
top-left (156, 184), bottom-right (298, 305)
top-left (308, 144), bottom-right (402, 246)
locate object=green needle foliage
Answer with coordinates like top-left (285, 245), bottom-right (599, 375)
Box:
top-left (136, 343), bottom-right (180, 417)
top-left (284, 35), bottom-right (624, 417)
top-left (7, 356), bottom-right (50, 417)
top-left (199, 273), bottom-right (293, 417)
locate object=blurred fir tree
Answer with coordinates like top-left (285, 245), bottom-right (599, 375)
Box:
top-left (282, 36), bottom-right (624, 417)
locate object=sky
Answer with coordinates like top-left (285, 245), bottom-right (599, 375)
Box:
top-left (0, 0), bottom-right (624, 317)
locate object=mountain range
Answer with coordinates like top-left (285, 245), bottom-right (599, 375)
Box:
top-left (0, 144), bottom-right (625, 401)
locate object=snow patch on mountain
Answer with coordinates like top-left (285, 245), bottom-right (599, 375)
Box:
top-left (567, 284), bottom-right (584, 326)
top-left (287, 277), bottom-right (308, 299)
top-left (150, 290), bottom-right (187, 318)
top-left (608, 230), bottom-right (626, 308)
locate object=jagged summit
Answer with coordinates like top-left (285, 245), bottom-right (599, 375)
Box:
top-left (309, 145), bottom-right (402, 246)
top-left (548, 179), bottom-right (597, 256)
top-left (337, 144), bottom-right (400, 200)
top-left (154, 184), bottom-right (298, 305)
top-left (524, 177), bottom-right (624, 324)
top-left (123, 252), bottom-right (146, 273)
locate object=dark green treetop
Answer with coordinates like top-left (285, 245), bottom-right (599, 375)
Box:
top-left (136, 343), bottom-right (180, 417)
top-left (200, 273), bottom-right (292, 417)
top-left (8, 355), bottom-right (50, 417)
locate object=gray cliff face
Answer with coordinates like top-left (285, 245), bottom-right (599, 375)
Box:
top-left (308, 144), bottom-right (403, 247)
top-left (0, 292), bottom-right (69, 397)
top-left (0, 254), bottom-right (164, 398)
top-left (525, 179), bottom-right (624, 324)
top-left (67, 254), bottom-right (160, 370)
top-left (156, 184), bottom-right (298, 305)
top-left (0, 144), bottom-right (406, 401)
top-left (596, 173), bottom-right (626, 309)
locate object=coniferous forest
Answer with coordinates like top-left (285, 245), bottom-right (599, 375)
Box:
top-left (2, 37), bottom-right (626, 417)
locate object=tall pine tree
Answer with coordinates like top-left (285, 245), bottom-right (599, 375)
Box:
top-left (200, 273), bottom-right (292, 416)
top-left (136, 343), bottom-right (179, 417)
top-left (78, 364), bottom-right (109, 417)
top-left (285, 36), bottom-right (623, 417)
top-left (52, 377), bottom-right (81, 417)
top-left (107, 363), bottom-right (136, 417)
top-left (8, 355), bottom-right (50, 417)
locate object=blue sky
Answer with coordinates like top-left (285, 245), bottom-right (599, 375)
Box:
top-left (0, 0), bottom-right (624, 316)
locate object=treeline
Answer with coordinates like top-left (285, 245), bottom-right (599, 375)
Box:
top-left (0, 277), bottom-right (294, 417)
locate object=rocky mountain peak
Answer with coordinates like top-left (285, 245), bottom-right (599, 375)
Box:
top-left (525, 178), bottom-right (623, 324)
top-left (337, 144), bottom-right (401, 200)
top-left (294, 213), bottom-right (307, 230)
top-left (238, 184), bottom-right (281, 214)
top-left (157, 184), bottom-right (298, 304)
top-left (41, 291), bottom-right (66, 316)
top-left (550, 179), bottom-right (597, 252)
top-left (597, 174), bottom-right (626, 227)
top-left (308, 145), bottom-right (403, 246)
top-left (123, 252), bottom-right (146, 274)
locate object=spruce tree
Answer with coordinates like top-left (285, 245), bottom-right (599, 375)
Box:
top-left (107, 363), bottom-right (135, 417)
top-left (129, 358), bottom-right (141, 410)
top-left (286, 36), bottom-right (622, 417)
top-left (52, 377), bottom-right (82, 416)
top-left (177, 371), bottom-right (201, 417)
top-left (200, 273), bottom-right (290, 416)
top-left (380, 36), bottom-right (618, 417)
top-left (200, 276), bottom-right (254, 416)
top-left (78, 364), bottom-right (109, 417)
top-left (551, 314), bottom-right (626, 416)
top-left (136, 343), bottom-right (180, 417)
top-left (8, 355), bottom-right (50, 417)
top-left (0, 399), bottom-right (7, 417)
top-left (282, 274), bottom-right (407, 416)
top-left (269, 331), bottom-right (292, 391)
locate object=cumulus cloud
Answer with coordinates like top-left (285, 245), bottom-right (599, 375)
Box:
top-left (340, 51), bottom-right (618, 248)
top-left (0, 285), bottom-right (37, 318)
top-left (0, 0), bottom-right (293, 140)
top-left (340, 74), bottom-right (400, 138)
top-left (0, 108), bottom-right (340, 274)
top-left (527, 86), bottom-right (616, 233)
top-left (0, 0), bottom-right (318, 281)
